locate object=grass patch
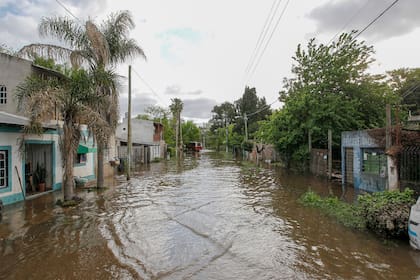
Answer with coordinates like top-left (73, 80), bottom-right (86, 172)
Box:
top-left (300, 191), bottom-right (365, 230)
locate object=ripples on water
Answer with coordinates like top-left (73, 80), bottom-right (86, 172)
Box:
top-left (1, 151), bottom-right (420, 279)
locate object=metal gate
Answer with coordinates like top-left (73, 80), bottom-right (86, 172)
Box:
top-left (345, 148), bottom-right (354, 185)
top-left (399, 146), bottom-right (420, 193)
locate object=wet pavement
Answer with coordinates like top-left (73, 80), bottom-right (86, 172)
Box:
top-left (0, 151), bottom-right (419, 279)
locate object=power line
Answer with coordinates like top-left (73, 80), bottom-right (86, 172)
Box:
top-left (247, 98), bottom-right (278, 117)
top-left (246, 0), bottom-right (291, 83)
top-left (132, 67), bottom-right (168, 106)
top-left (244, 0), bottom-right (282, 77)
top-left (327, 0), bottom-right (372, 45)
top-left (354, 0), bottom-right (400, 39)
top-left (55, 0), bottom-right (81, 23)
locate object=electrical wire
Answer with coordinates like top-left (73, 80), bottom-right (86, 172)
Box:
top-left (244, 0), bottom-right (282, 77)
top-left (132, 67), bottom-right (168, 106)
top-left (327, 0), bottom-right (372, 45)
top-left (246, 0), bottom-right (290, 83)
top-left (246, 98), bottom-right (278, 117)
top-left (354, 0), bottom-right (400, 39)
top-left (55, 0), bottom-right (81, 23)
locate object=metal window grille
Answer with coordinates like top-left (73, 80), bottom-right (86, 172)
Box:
top-left (362, 149), bottom-right (387, 175)
top-left (0, 85), bottom-right (6, 104)
top-left (0, 151), bottom-right (8, 188)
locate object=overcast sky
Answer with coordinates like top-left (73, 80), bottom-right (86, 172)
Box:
top-left (2, 0), bottom-right (420, 123)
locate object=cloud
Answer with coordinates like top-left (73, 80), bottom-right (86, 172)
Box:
top-left (164, 84), bottom-right (202, 96)
top-left (0, 0), bottom-right (108, 50)
top-left (308, 0), bottom-right (420, 41)
top-left (119, 92), bottom-right (158, 120)
top-left (182, 98), bottom-right (218, 119)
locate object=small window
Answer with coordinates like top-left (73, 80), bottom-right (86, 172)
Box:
top-left (362, 149), bottom-right (387, 176)
top-left (0, 150), bottom-right (8, 188)
top-left (75, 153), bottom-right (87, 164)
top-left (0, 85), bottom-right (6, 104)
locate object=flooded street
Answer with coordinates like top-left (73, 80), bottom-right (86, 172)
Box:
top-left (1, 151), bottom-right (419, 279)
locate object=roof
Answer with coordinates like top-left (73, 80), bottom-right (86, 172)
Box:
top-left (0, 111), bottom-right (29, 126)
top-left (0, 111), bottom-right (57, 129)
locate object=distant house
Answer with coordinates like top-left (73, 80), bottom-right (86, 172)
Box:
top-left (342, 128), bottom-right (420, 193)
top-left (0, 53), bottom-right (96, 205)
top-left (115, 115), bottom-right (166, 164)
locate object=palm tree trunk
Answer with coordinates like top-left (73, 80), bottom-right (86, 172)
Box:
top-left (63, 122), bottom-right (75, 201)
top-left (175, 117), bottom-right (179, 159)
top-left (97, 143), bottom-right (104, 188)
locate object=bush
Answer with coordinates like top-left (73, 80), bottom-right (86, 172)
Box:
top-left (300, 189), bottom-right (417, 239)
top-left (357, 189), bottom-right (415, 238)
top-left (300, 191), bottom-right (365, 230)
top-left (242, 140), bottom-right (254, 152)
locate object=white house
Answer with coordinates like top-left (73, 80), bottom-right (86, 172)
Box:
top-left (0, 53), bottom-right (97, 205)
top-left (115, 115), bottom-right (166, 163)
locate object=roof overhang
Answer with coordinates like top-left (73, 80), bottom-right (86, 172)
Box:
top-left (77, 144), bottom-right (97, 154)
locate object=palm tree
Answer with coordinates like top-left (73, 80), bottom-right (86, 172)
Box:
top-left (169, 98), bottom-right (184, 159)
top-left (16, 67), bottom-right (108, 201)
top-left (19, 10), bottom-right (146, 188)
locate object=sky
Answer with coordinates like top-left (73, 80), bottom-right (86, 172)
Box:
top-left (1, 0), bottom-right (420, 124)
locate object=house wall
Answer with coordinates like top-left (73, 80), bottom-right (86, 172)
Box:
top-left (0, 125), bottom-right (98, 205)
top-left (0, 53), bottom-right (33, 116)
top-left (0, 127), bottom-right (62, 205)
top-left (341, 130), bottom-right (387, 192)
top-left (73, 128), bottom-right (96, 181)
top-left (116, 118), bottom-right (154, 145)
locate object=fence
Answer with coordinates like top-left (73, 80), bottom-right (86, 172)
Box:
top-left (399, 145), bottom-right (420, 193)
top-left (117, 146), bottom-right (150, 165)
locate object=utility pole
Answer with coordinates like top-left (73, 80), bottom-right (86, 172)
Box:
top-left (127, 65), bottom-right (132, 181)
top-left (386, 104), bottom-right (391, 149)
top-left (308, 130), bottom-right (312, 153)
top-left (328, 129), bottom-right (332, 180)
top-left (175, 115), bottom-right (179, 159)
top-left (223, 114), bottom-right (229, 153)
top-left (244, 113), bottom-right (248, 141)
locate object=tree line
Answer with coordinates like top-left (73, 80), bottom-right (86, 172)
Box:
top-left (206, 31), bottom-right (419, 167)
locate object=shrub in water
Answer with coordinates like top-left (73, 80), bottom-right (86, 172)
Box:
top-left (357, 188), bottom-right (415, 238)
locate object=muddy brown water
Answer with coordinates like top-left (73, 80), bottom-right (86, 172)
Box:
top-left (0, 151), bottom-right (419, 279)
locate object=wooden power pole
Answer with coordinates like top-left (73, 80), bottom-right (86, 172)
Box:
top-left (127, 65), bottom-right (132, 181)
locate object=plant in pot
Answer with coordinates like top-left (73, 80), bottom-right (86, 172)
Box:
top-left (34, 163), bottom-right (47, 192)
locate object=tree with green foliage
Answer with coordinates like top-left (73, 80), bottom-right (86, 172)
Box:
top-left (182, 120), bottom-right (201, 144)
top-left (16, 63), bottom-right (107, 201)
top-left (169, 98), bottom-right (184, 158)
top-left (210, 101), bottom-right (236, 132)
top-left (264, 31), bottom-right (395, 167)
top-left (234, 86), bottom-right (271, 139)
top-left (145, 105), bottom-right (169, 121)
top-left (387, 68), bottom-right (420, 116)
top-left (19, 10), bottom-right (145, 188)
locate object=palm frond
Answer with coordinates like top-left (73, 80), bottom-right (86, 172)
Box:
top-left (18, 43), bottom-right (73, 63)
top-left (39, 16), bottom-right (87, 49)
top-left (101, 10), bottom-right (146, 65)
top-left (110, 38), bottom-right (146, 64)
top-left (15, 75), bottom-right (61, 133)
top-left (86, 21), bottom-right (110, 66)
top-left (102, 10), bottom-right (135, 37)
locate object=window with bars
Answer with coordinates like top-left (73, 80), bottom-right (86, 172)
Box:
top-left (362, 148), bottom-right (387, 177)
top-left (0, 150), bottom-right (8, 188)
top-left (0, 85), bottom-right (6, 104)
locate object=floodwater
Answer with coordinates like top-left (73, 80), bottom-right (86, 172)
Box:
top-left (1, 151), bottom-right (419, 279)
